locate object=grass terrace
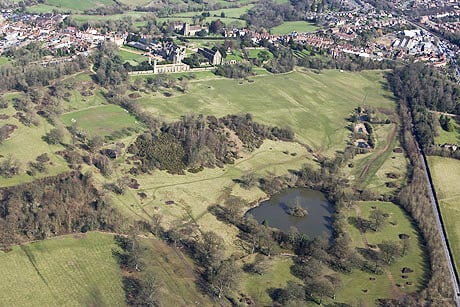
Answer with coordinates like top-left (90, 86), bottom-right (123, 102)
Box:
top-left (0, 233), bottom-right (124, 307)
top-left (428, 156), bottom-right (460, 277)
top-left (271, 21), bottom-right (319, 35)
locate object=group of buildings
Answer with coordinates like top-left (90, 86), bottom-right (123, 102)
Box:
top-left (0, 2), bottom-right (457, 74)
top-left (0, 11), bottom-right (126, 56)
top-left (419, 8), bottom-right (460, 37)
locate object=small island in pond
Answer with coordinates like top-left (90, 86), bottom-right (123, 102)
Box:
top-left (287, 199), bottom-right (308, 217)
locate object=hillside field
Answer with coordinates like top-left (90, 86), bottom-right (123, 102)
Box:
top-left (0, 93), bottom-right (69, 188)
top-left (427, 156), bottom-right (460, 276)
top-left (137, 69), bottom-right (395, 156)
top-left (60, 104), bottom-right (140, 139)
top-left (0, 67), bottom-right (410, 306)
top-left (435, 115), bottom-right (460, 145)
top-left (0, 233), bottom-right (124, 307)
top-left (271, 21), bottom-right (319, 34)
top-left (339, 201), bottom-right (427, 305)
top-left (119, 49), bottom-right (148, 66)
top-left (27, 0), bottom-right (115, 13)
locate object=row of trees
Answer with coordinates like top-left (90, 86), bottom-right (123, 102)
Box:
top-left (380, 94), bottom-right (456, 305)
top-left (388, 63), bottom-right (460, 148)
top-left (215, 63), bottom-right (254, 79)
top-left (114, 235), bottom-right (162, 306)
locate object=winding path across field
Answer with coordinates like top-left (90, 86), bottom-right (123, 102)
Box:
top-left (357, 123), bottom-right (397, 184)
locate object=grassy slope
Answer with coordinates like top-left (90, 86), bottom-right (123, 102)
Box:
top-left (139, 238), bottom-right (215, 306)
top-left (338, 201), bottom-right (427, 306)
top-left (0, 56), bottom-right (10, 65)
top-left (94, 140), bottom-right (313, 241)
top-left (36, 0), bottom-right (114, 12)
top-left (0, 94), bottom-right (69, 187)
top-left (435, 116), bottom-right (460, 145)
top-left (427, 156), bottom-right (460, 276)
top-left (138, 69), bottom-right (395, 156)
top-left (343, 123), bottom-right (408, 195)
top-left (0, 233), bottom-right (125, 307)
top-left (243, 256), bottom-right (302, 305)
top-left (118, 49), bottom-right (147, 65)
top-left (246, 48), bottom-right (274, 60)
top-left (271, 21), bottom-right (319, 34)
top-left (117, 0), bottom-right (152, 6)
top-left (71, 11), bottom-right (150, 24)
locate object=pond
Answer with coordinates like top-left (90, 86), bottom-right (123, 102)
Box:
top-left (245, 188), bottom-right (333, 238)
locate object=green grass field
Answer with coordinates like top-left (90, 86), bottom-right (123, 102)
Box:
top-left (246, 48), bottom-right (274, 60)
top-left (0, 94), bottom-right (69, 187)
top-left (225, 50), bottom-right (244, 62)
top-left (71, 11), bottom-right (150, 24)
top-left (435, 115), bottom-right (460, 145)
top-left (132, 70), bottom-right (220, 82)
top-left (45, 0), bottom-right (114, 11)
top-left (26, 4), bottom-right (69, 13)
top-left (338, 201), bottom-right (427, 305)
top-left (428, 156), bottom-right (460, 277)
top-left (138, 237), bottom-right (215, 305)
top-left (271, 21), bottom-right (319, 35)
top-left (0, 233), bottom-right (124, 307)
top-left (27, 0), bottom-right (115, 13)
top-left (60, 104), bottom-right (140, 138)
top-left (95, 140), bottom-right (313, 232)
top-left (119, 49), bottom-right (148, 66)
top-left (244, 256), bottom-right (302, 305)
top-left (138, 69), bottom-right (395, 156)
top-left (0, 56), bottom-right (11, 65)
top-left (117, 0), bottom-right (152, 6)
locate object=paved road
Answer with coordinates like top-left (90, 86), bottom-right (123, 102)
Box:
top-left (420, 151), bottom-right (460, 306)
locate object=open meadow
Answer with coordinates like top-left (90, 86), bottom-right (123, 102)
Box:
top-left (271, 21), bottom-right (319, 34)
top-left (60, 104), bottom-right (140, 139)
top-left (0, 233), bottom-right (124, 307)
top-left (0, 203), bottom-right (210, 306)
top-left (0, 93), bottom-right (69, 188)
top-left (434, 114), bottom-right (460, 145)
top-left (91, 139), bottom-right (314, 250)
top-left (0, 66), bottom-right (409, 305)
top-left (137, 237), bottom-right (215, 306)
top-left (339, 201), bottom-right (427, 305)
top-left (26, 0), bottom-right (115, 13)
top-left (0, 56), bottom-right (11, 65)
top-left (427, 156), bottom-right (460, 276)
top-left (243, 256), bottom-right (302, 305)
top-left (137, 69), bottom-right (396, 156)
top-left (119, 48), bottom-right (148, 66)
